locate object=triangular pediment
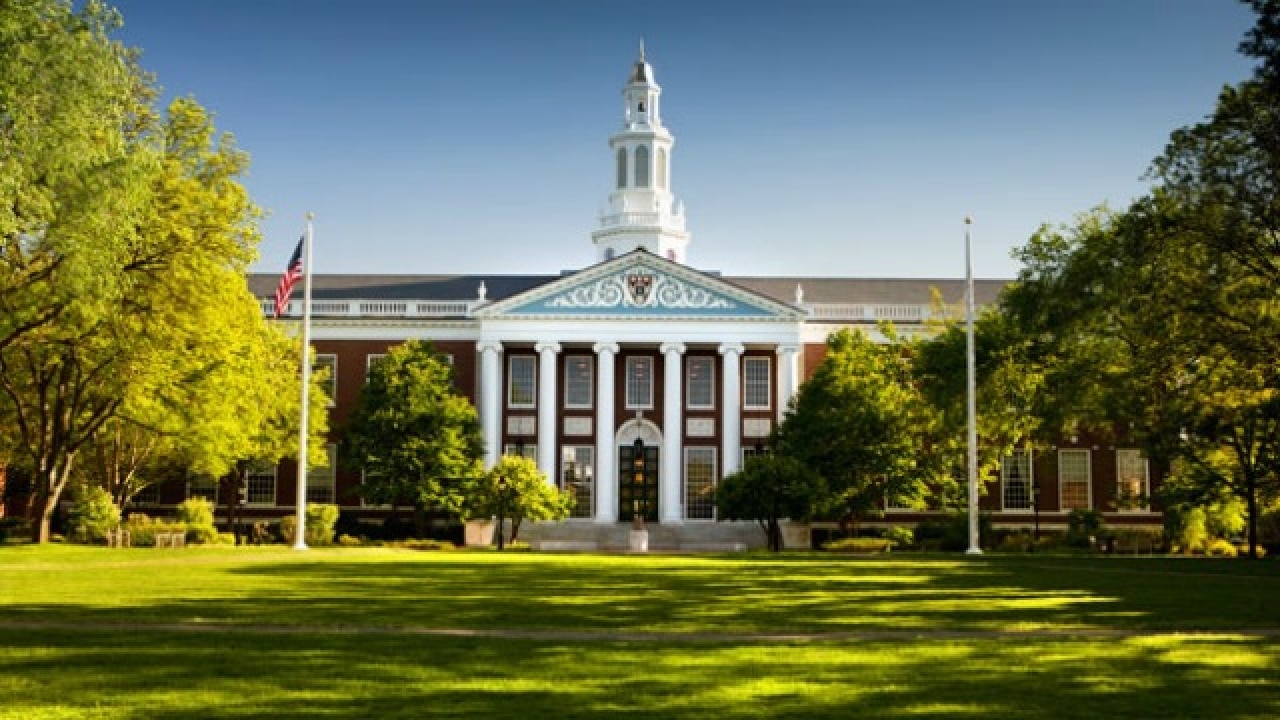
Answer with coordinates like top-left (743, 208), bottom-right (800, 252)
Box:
top-left (476, 250), bottom-right (804, 320)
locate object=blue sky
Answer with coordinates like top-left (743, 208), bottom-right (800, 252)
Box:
top-left (110, 0), bottom-right (1256, 279)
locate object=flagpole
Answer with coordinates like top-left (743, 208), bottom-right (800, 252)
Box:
top-left (294, 213), bottom-right (314, 551)
top-left (965, 215), bottom-right (982, 555)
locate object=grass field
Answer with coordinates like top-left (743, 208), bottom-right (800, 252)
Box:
top-left (1, 545), bottom-right (1277, 718)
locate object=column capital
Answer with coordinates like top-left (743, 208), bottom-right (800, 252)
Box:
top-left (660, 341), bottom-right (686, 356)
top-left (477, 340), bottom-right (504, 354)
top-left (776, 343), bottom-right (801, 356)
top-left (718, 342), bottom-right (745, 357)
top-left (593, 341), bottom-right (620, 356)
top-left (535, 341), bottom-right (561, 355)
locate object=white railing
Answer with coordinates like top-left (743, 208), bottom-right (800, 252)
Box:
top-left (269, 299), bottom-right (477, 319)
top-left (807, 303), bottom-right (932, 323)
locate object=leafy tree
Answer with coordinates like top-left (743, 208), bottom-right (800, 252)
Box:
top-left (469, 455), bottom-right (571, 546)
top-left (343, 340), bottom-right (484, 537)
top-left (773, 328), bottom-right (951, 532)
top-left (716, 454), bottom-right (825, 552)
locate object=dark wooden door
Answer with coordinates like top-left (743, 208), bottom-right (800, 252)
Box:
top-left (618, 445), bottom-right (660, 523)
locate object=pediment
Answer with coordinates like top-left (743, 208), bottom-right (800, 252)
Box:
top-left (476, 250), bottom-right (803, 320)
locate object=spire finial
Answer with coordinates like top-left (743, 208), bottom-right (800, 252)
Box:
top-left (639, 37), bottom-right (645, 62)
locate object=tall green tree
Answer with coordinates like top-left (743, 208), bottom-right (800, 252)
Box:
top-left (343, 340), bottom-right (484, 536)
top-left (716, 454), bottom-right (825, 552)
top-left (773, 328), bottom-right (951, 531)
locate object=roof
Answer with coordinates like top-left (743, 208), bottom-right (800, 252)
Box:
top-left (247, 271), bottom-right (1012, 307)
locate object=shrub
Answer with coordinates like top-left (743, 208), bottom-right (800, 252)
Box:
top-left (279, 505), bottom-right (341, 546)
top-left (337, 534), bottom-right (365, 547)
top-left (1205, 538), bottom-right (1238, 558)
top-left (994, 531), bottom-right (1035, 553)
top-left (1165, 505), bottom-right (1209, 554)
top-left (175, 498), bottom-right (217, 544)
top-left (1111, 527), bottom-right (1162, 554)
top-left (123, 514), bottom-right (188, 547)
top-left (0, 517), bottom-right (31, 543)
top-left (1065, 509), bottom-right (1107, 549)
top-left (884, 526), bottom-right (914, 549)
top-left (912, 513), bottom-right (992, 552)
top-left (69, 485), bottom-right (120, 543)
top-left (306, 503), bottom-right (340, 546)
top-left (824, 537), bottom-right (891, 553)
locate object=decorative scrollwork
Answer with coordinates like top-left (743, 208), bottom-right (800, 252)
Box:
top-left (547, 269), bottom-right (736, 310)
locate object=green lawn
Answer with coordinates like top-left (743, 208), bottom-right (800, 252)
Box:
top-left (1, 545), bottom-right (1277, 718)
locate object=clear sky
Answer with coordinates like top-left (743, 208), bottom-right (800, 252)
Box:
top-left (109, 0), bottom-right (1256, 280)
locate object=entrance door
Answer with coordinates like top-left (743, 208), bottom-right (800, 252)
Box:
top-left (618, 444), bottom-right (659, 523)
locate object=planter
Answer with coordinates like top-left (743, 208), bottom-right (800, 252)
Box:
top-left (780, 521), bottom-right (812, 550)
top-left (464, 519), bottom-right (497, 547)
top-left (629, 529), bottom-right (649, 553)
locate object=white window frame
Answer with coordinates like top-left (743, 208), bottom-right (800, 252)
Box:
top-left (1001, 449), bottom-right (1034, 512)
top-left (1058, 449), bottom-right (1092, 511)
top-left (246, 461), bottom-right (277, 507)
top-left (564, 354), bottom-right (593, 409)
top-left (507, 355), bottom-right (536, 409)
top-left (315, 353), bottom-right (337, 407)
top-left (1115, 449), bottom-right (1150, 513)
top-left (503, 443), bottom-right (537, 460)
top-left (743, 356), bottom-right (772, 410)
top-left (686, 356), bottom-right (715, 410)
top-left (625, 356), bottom-right (654, 410)
top-left (684, 446), bottom-right (717, 521)
top-left (561, 445), bottom-right (595, 520)
top-left (307, 445), bottom-right (337, 505)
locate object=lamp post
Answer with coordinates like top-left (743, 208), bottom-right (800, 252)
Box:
top-left (495, 475), bottom-right (508, 551)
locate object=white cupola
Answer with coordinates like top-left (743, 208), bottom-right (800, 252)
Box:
top-left (591, 42), bottom-right (690, 264)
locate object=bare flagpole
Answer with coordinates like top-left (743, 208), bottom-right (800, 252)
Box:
top-left (294, 213), bottom-right (314, 551)
top-left (965, 215), bottom-right (982, 555)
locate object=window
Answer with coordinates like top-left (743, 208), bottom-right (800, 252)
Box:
top-left (1058, 449), bottom-right (1091, 510)
top-left (561, 446), bottom-right (595, 519)
top-left (308, 445), bottom-right (337, 504)
top-left (564, 355), bottom-right (593, 409)
top-left (1002, 450), bottom-right (1033, 511)
top-left (359, 471), bottom-right (393, 509)
top-left (616, 147), bottom-right (627, 189)
top-left (656, 147), bottom-right (667, 188)
top-left (635, 144), bottom-right (650, 188)
top-left (1116, 449), bottom-right (1150, 512)
top-left (686, 356), bottom-right (714, 409)
top-left (314, 354), bottom-right (337, 407)
top-left (743, 357), bottom-right (771, 409)
top-left (684, 447), bottom-right (717, 520)
top-left (366, 354), bottom-right (386, 381)
top-left (187, 475), bottom-right (218, 503)
top-left (508, 355), bottom-right (536, 408)
top-left (246, 461), bottom-right (277, 506)
top-left (503, 443), bottom-right (537, 460)
top-left (625, 356), bottom-right (653, 409)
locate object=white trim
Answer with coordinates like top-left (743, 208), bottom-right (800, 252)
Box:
top-left (743, 356), bottom-right (772, 410)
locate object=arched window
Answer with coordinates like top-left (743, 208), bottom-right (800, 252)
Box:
top-left (656, 147), bottom-right (667, 189)
top-left (604, 247), bottom-right (615, 260)
top-left (635, 145), bottom-right (650, 188)
top-left (616, 148), bottom-right (627, 189)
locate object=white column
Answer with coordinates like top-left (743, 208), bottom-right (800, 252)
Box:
top-left (720, 343), bottom-right (744, 477)
top-left (477, 341), bottom-right (504, 469)
top-left (776, 343), bottom-right (801, 424)
top-left (535, 341), bottom-right (560, 485)
top-left (593, 342), bottom-right (619, 523)
top-left (660, 342), bottom-right (685, 523)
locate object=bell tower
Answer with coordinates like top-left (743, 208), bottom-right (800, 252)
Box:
top-left (591, 42), bottom-right (690, 264)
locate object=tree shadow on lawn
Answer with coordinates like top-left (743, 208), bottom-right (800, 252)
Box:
top-left (0, 626), bottom-right (1276, 719)
top-left (7, 553), bottom-right (1275, 634)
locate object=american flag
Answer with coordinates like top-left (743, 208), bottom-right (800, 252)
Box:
top-left (273, 237), bottom-right (304, 318)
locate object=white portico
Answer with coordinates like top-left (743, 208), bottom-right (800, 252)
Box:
top-left (474, 250), bottom-right (806, 525)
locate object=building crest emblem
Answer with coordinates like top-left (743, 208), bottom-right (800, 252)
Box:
top-left (626, 273), bottom-right (655, 305)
